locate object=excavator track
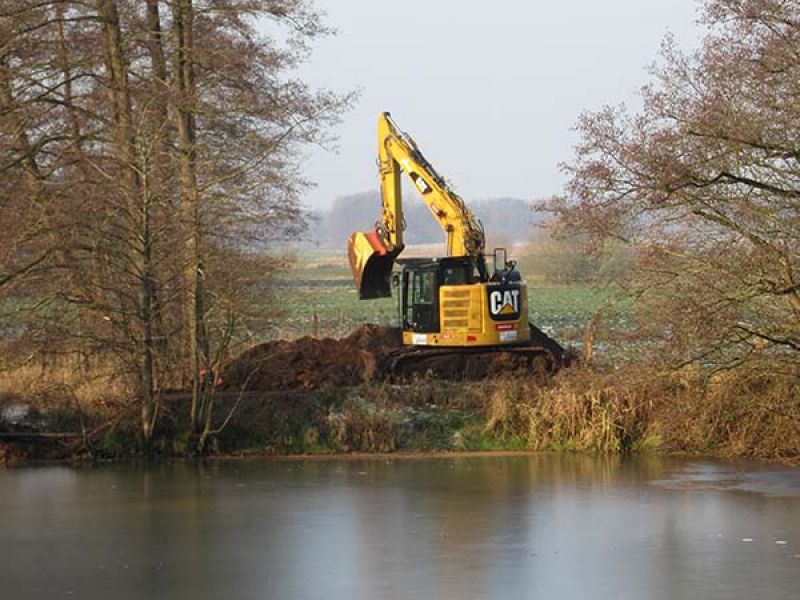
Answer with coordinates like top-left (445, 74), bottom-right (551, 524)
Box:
top-left (383, 344), bottom-right (560, 381)
top-left (381, 322), bottom-right (568, 382)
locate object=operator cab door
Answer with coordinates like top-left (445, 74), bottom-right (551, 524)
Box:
top-left (402, 267), bottom-right (439, 333)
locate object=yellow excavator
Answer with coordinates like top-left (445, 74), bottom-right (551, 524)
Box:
top-left (348, 113), bottom-right (564, 375)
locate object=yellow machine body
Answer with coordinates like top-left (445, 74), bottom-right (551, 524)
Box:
top-left (395, 255), bottom-right (530, 348)
top-left (349, 112), bottom-right (533, 350)
top-left (401, 281), bottom-right (531, 347)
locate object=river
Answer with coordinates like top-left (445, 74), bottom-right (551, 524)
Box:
top-left (1, 454), bottom-right (798, 599)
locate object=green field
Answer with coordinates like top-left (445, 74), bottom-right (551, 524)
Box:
top-left (271, 256), bottom-right (628, 344)
top-left (0, 251), bottom-right (631, 348)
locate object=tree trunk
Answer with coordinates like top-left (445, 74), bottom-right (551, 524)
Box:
top-left (172, 0), bottom-right (207, 443)
top-left (144, 0), bottom-right (170, 162)
top-left (99, 0), bottom-right (157, 445)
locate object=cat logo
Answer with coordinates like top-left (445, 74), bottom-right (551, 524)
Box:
top-left (489, 288), bottom-right (520, 319)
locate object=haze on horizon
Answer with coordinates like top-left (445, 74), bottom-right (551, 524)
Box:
top-left (289, 0), bottom-right (704, 210)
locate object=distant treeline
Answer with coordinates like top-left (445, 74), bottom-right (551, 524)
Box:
top-left (311, 191), bottom-right (544, 247)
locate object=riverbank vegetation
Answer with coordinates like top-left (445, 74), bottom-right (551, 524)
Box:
top-left (2, 357), bottom-right (798, 463)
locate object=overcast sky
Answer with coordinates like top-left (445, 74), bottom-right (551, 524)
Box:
top-left (294, 0), bottom-right (704, 209)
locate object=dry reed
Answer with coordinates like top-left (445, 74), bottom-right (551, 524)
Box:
top-left (481, 365), bottom-right (800, 459)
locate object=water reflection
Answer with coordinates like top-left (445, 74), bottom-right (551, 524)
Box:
top-left (0, 455), bottom-right (797, 600)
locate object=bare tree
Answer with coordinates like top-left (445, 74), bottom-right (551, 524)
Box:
top-left (0, 0), bottom-right (353, 449)
top-left (548, 0), bottom-right (800, 371)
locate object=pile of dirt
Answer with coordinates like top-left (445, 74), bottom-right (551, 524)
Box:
top-left (219, 322), bottom-right (566, 392)
top-left (219, 324), bottom-right (403, 392)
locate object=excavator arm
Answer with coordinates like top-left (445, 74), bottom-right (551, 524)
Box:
top-left (348, 112), bottom-right (486, 299)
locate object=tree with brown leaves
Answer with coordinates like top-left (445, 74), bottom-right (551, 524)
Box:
top-left (549, 0), bottom-right (800, 372)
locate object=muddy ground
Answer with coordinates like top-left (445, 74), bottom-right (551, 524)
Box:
top-left (219, 324), bottom-right (565, 392)
top-left (219, 325), bottom-right (401, 391)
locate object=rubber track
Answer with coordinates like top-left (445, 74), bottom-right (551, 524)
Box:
top-left (383, 344), bottom-right (560, 380)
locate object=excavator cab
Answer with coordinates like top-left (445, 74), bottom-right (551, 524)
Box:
top-left (400, 258), bottom-right (468, 333)
top-left (398, 256), bottom-right (481, 332)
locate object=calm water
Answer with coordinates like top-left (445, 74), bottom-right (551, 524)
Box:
top-left (0, 455), bottom-right (798, 600)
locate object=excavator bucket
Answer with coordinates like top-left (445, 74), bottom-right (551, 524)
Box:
top-left (348, 230), bottom-right (400, 299)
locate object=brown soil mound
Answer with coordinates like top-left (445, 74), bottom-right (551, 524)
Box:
top-left (219, 324), bottom-right (403, 392)
top-left (220, 323), bottom-right (565, 392)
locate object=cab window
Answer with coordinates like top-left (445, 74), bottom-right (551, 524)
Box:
top-left (413, 270), bottom-right (435, 304)
top-left (404, 268), bottom-right (438, 332)
top-left (442, 264), bottom-right (470, 285)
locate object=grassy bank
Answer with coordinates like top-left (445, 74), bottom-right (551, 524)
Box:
top-left (2, 359), bottom-right (798, 464)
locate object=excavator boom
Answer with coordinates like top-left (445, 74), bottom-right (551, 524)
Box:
top-left (348, 112), bottom-right (485, 299)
